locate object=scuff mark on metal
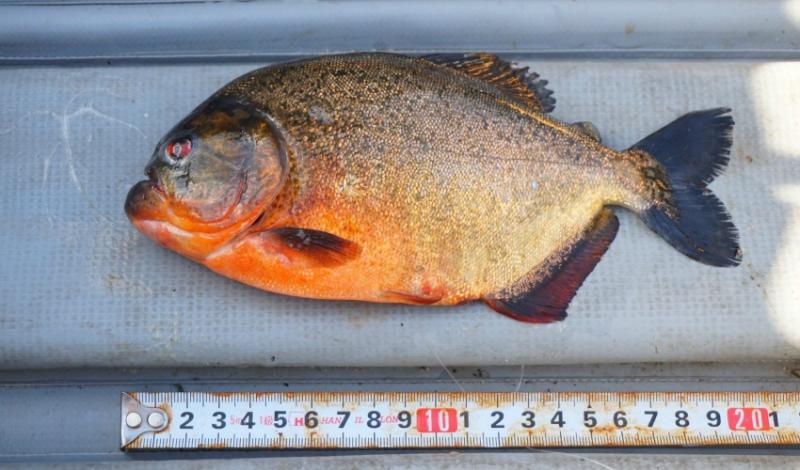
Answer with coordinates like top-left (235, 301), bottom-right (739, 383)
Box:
top-left (40, 90), bottom-right (150, 225)
top-left (515, 364), bottom-right (525, 392)
top-left (432, 349), bottom-right (466, 394)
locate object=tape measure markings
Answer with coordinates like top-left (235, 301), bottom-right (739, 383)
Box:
top-left (121, 391), bottom-right (800, 449)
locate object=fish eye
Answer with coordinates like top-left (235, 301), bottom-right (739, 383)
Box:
top-left (166, 137), bottom-right (192, 161)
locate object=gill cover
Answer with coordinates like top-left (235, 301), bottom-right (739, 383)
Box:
top-left (126, 95), bottom-right (288, 259)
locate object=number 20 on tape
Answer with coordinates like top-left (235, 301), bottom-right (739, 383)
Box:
top-left (728, 408), bottom-right (771, 431)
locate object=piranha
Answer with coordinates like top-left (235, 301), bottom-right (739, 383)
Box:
top-left (125, 53), bottom-right (741, 323)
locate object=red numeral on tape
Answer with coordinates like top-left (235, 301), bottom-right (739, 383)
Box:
top-left (727, 407), bottom-right (770, 431)
top-left (416, 408), bottom-right (457, 433)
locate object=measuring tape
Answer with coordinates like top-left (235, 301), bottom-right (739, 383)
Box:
top-left (121, 392), bottom-right (800, 450)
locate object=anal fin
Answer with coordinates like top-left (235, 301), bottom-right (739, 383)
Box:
top-left (484, 209), bottom-right (619, 323)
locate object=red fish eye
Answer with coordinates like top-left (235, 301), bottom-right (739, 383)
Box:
top-left (166, 138), bottom-right (192, 160)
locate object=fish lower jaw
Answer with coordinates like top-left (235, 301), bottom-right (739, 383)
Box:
top-left (203, 241), bottom-right (239, 261)
top-left (132, 218), bottom-right (189, 239)
top-left (131, 218), bottom-right (212, 261)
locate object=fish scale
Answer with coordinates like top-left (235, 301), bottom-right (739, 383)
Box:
top-left (228, 54), bottom-right (617, 303)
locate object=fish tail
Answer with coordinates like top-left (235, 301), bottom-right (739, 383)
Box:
top-left (626, 108), bottom-right (741, 267)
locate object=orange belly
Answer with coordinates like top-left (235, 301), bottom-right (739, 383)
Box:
top-left (202, 235), bottom-right (454, 305)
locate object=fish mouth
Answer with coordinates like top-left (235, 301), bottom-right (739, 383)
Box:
top-left (125, 180), bottom-right (213, 259)
top-left (124, 176), bottom-right (256, 260)
top-left (124, 179), bottom-right (168, 223)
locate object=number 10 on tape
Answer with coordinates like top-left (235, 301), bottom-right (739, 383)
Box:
top-left (417, 408), bottom-right (458, 433)
top-left (121, 392), bottom-right (800, 450)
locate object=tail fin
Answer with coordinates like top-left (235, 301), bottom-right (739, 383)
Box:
top-left (631, 108), bottom-right (741, 267)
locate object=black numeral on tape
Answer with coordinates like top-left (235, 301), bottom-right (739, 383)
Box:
top-left (179, 411), bottom-right (194, 429)
top-left (212, 411), bottom-right (226, 429)
top-left (490, 411), bottom-right (504, 429)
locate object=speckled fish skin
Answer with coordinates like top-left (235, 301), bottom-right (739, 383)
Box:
top-left (125, 52), bottom-right (741, 323)
top-left (213, 54), bottom-right (647, 298)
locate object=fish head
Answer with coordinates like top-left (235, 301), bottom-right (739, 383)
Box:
top-left (125, 96), bottom-right (287, 260)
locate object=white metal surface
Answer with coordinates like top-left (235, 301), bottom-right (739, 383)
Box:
top-left (1, 0), bottom-right (799, 464)
top-left (123, 391), bottom-right (800, 450)
top-left (22, 453), bottom-right (800, 470)
top-left (3, 363), bottom-right (799, 462)
top-left (3, 0), bottom-right (800, 63)
top-left (2, 59), bottom-right (799, 369)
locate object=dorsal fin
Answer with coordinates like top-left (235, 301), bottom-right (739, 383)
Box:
top-left (422, 53), bottom-right (555, 113)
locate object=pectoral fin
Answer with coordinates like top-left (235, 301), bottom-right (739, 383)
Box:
top-left (484, 209), bottom-right (619, 323)
top-left (381, 290), bottom-right (444, 305)
top-left (255, 227), bottom-right (361, 268)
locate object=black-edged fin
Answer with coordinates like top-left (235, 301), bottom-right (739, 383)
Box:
top-left (570, 121), bottom-right (602, 143)
top-left (630, 108), bottom-right (741, 267)
top-left (258, 227), bottom-right (361, 268)
top-left (422, 53), bottom-right (555, 113)
top-left (484, 210), bottom-right (619, 323)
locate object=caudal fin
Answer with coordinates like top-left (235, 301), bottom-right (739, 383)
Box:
top-left (630, 108), bottom-right (741, 267)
